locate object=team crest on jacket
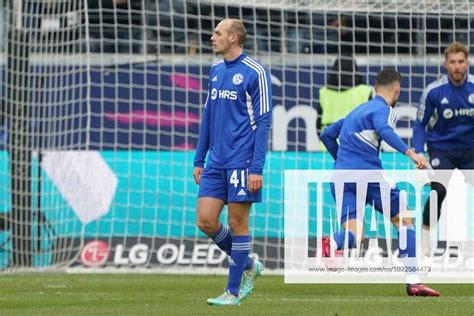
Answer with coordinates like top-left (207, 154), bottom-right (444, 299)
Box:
top-left (469, 93), bottom-right (474, 104)
top-left (431, 158), bottom-right (440, 167)
top-left (232, 73), bottom-right (244, 85)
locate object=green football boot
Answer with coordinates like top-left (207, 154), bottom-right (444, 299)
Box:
top-left (207, 290), bottom-right (241, 306)
top-left (239, 259), bottom-right (264, 300)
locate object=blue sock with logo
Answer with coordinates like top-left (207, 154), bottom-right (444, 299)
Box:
top-left (226, 235), bottom-right (250, 297)
top-left (332, 229), bottom-right (356, 250)
top-left (211, 224), bottom-right (253, 270)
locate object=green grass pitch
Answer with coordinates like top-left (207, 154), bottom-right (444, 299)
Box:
top-left (0, 274), bottom-right (472, 315)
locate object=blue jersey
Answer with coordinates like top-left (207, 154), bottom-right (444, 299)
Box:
top-left (320, 95), bottom-right (408, 169)
top-left (194, 52), bottom-right (272, 175)
top-left (413, 74), bottom-right (474, 153)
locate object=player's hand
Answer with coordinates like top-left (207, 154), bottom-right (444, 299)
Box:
top-left (248, 174), bottom-right (263, 193)
top-left (193, 167), bottom-right (204, 185)
top-left (414, 153), bottom-right (427, 169)
top-left (405, 149), bottom-right (427, 169)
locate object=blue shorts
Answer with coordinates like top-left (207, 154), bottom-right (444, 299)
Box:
top-left (428, 148), bottom-right (474, 170)
top-left (198, 167), bottom-right (262, 203)
top-left (330, 182), bottom-right (401, 224)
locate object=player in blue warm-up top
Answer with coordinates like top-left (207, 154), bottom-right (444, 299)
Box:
top-left (412, 42), bottom-right (474, 256)
top-left (320, 69), bottom-right (439, 296)
top-left (193, 18), bottom-right (272, 306)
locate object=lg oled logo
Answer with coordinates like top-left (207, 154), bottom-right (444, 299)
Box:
top-left (113, 243), bottom-right (227, 265)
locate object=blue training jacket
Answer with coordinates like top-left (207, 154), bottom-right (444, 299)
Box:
top-left (413, 74), bottom-right (474, 153)
top-left (194, 52), bottom-right (272, 175)
top-left (321, 95), bottom-right (408, 169)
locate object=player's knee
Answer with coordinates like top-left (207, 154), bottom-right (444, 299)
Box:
top-left (390, 214), bottom-right (413, 228)
top-left (401, 217), bottom-right (414, 227)
top-left (227, 216), bottom-right (239, 232)
top-left (228, 217), bottom-right (247, 234)
top-left (196, 217), bottom-right (219, 236)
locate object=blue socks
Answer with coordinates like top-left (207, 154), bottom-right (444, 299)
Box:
top-left (332, 226), bottom-right (416, 256)
top-left (226, 235), bottom-right (250, 297)
top-left (398, 225), bottom-right (420, 284)
top-left (211, 224), bottom-right (232, 254)
top-left (332, 229), bottom-right (356, 250)
top-left (398, 225), bottom-right (416, 258)
top-left (211, 224), bottom-right (253, 270)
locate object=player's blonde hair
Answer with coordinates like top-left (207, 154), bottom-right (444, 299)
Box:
top-left (445, 42), bottom-right (469, 59)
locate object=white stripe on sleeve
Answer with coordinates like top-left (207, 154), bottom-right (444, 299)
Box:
top-left (242, 57), bottom-right (269, 115)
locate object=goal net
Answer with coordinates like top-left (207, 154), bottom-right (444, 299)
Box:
top-left (0, 0), bottom-right (473, 272)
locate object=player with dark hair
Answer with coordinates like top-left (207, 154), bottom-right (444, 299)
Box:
top-left (413, 42), bottom-right (474, 255)
top-left (321, 69), bottom-right (440, 297)
top-left (193, 18), bottom-right (272, 306)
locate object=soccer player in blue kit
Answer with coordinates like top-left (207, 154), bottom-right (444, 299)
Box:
top-left (413, 42), bottom-right (474, 255)
top-left (193, 19), bottom-right (272, 306)
top-left (321, 69), bottom-right (440, 296)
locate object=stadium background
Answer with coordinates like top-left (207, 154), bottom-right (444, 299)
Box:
top-left (0, 0), bottom-right (472, 272)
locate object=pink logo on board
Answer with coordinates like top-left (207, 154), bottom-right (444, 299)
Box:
top-left (81, 240), bottom-right (110, 267)
top-left (104, 110), bottom-right (200, 127)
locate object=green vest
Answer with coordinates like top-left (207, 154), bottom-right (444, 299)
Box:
top-left (319, 84), bottom-right (373, 126)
